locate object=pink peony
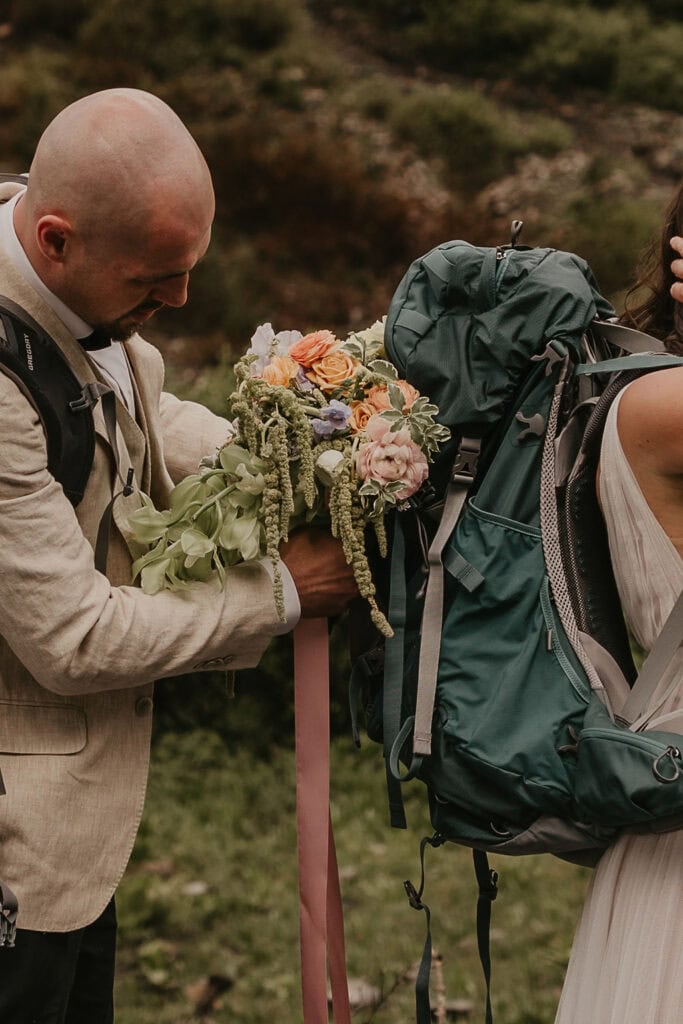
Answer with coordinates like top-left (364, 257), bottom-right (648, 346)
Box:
top-left (356, 414), bottom-right (429, 499)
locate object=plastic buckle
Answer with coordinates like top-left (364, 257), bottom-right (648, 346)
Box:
top-left (69, 382), bottom-right (103, 413)
top-left (404, 879), bottom-right (424, 911)
top-left (452, 437), bottom-right (480, 483)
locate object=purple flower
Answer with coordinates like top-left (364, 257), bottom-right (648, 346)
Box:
top-left (296, 366), bottom-right (315, 392)
top-left (311, 399), bottom-right (353, 439)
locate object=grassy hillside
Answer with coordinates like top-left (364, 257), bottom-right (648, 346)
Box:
top-left (115, 731), bottom-right (592, 1024)
top-left (2, 0), bottom-right (682, 391)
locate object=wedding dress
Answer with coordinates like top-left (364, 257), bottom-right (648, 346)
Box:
top-left (555, 384), bottom-right (683, 1024)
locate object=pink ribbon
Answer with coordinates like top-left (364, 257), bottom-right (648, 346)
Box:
top-left (294, 618), bottom-right (351, 1024)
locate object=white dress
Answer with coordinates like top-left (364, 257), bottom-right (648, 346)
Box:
top-left (555, 385), bottom-right (683, 1024)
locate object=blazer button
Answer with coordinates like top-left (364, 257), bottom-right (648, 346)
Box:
top-left (135, 696), bottom-right (154, 717)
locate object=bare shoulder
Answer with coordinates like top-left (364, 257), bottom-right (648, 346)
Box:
top-left (618, 366), bottom-right (683, 477)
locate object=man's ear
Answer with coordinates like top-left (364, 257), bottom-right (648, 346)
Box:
top-left (35, 215), bottom-right (72, 263)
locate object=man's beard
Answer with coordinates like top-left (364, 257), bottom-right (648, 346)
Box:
top-left (95, 302), bottom-right (164, 341)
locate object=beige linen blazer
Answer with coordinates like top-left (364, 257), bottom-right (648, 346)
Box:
top-left (0, 200), bottom-right (282, 931)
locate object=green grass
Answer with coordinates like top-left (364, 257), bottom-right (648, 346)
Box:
top-left (115, 726), bottom-right (591, 1023)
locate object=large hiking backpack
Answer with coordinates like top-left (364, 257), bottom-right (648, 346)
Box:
top-left (354, 226), bottom-right (683, 1022)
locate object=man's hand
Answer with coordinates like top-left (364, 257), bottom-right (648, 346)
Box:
top-left (670, 236), bottom-right (683, 303)
top-left (281, 528), bottom-right (360, 619)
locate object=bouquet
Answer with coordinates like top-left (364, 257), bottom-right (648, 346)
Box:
top-left (127, 319), bottom-right (449, 636)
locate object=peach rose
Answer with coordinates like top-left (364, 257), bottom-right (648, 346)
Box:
top-left (348, 399), bottom-right (377, 433)
top-left (288, 330), bottom-right (338, 368)
top-left (307, 350), bottom-right (362, 392)
top-left (356, 414), bottom-right (429, 499)
top-left (366, 380), bottom-right (420, 412)
top-left (261, 355), bottom-right (299, 386)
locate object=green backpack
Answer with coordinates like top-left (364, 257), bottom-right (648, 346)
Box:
top-left (353, 226), bottom-right (683, 1023)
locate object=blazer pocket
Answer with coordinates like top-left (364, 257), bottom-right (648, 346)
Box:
top-left (0, 701), bottom-right (87, 754)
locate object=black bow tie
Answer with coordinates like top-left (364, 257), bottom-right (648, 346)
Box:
top-left (80, 330), bottom-right (113, 351)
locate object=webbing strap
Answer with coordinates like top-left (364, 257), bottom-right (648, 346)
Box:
top-left (576, 353), bottom-right (683, 376)
top-left (473, 850), bottom-right (499, 1024)
top-left (588, 320), bottom-right (666, 354)
top-left (619, 589), bottom-right (683, 726)
top-left (383, 517), bottom-right (409, 827)
top-left (294, 618), bottom-right (350, 1024)
top-left (412, 439), bottom-right (480, 757)
top-left (403, 834), bottom-right (444, 1024)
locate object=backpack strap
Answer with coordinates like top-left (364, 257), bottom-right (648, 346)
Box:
top-left (0, 295), bottom-right (133, 571)
top-left (0, 294), bottom-right (96, 506)
top-left (588, 320), bottom-right (666, 355)
top-left (411, 437), bottom-right (481, 758)
top-left (618, 589), bottom-right (683, 727)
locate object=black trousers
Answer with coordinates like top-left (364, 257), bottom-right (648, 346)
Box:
top-left (0, 898), bottom-right (116, 1024)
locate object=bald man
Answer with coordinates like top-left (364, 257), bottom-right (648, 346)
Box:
top-left (0, 89), bottom-right (357, 1023)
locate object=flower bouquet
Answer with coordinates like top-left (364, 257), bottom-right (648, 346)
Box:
top-left (127, 318), bottom-right (449, 636)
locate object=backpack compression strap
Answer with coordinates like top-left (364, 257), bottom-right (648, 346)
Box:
top-left (0, 295), bottom-right (95, 506)
top-left (0, 296), bottom-right (134, 571)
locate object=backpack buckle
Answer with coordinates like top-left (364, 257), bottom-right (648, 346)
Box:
top-left (452, 437), bottom-right (481, 483)
top-left (69, 381), bottom-right (111, 412)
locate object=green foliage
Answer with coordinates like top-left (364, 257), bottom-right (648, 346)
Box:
top-left (77, 0), bottom-right (299, 79)
top-left (329, 0), bottom-right (683, 115)
top-left (115, 732), bottom-right (592, 1023)
top-left (561, 193), bottom-right (663, 298)
top-left (390, 85), bottom-right (571, 190)
top-left (0, 49), bottom-right (77, 164)
top-left (517, 7), bottom-right (629, 91)
top-left (11, 0), bottom-right (91, 42)
top-left (614, 24), bottom-right (683, 114)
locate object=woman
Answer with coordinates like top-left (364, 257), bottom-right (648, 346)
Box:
top-left (554, 189), bottom-right (683, 1023)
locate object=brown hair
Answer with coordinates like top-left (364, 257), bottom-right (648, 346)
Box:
top-left (621, 183), bottom-right (683, 355)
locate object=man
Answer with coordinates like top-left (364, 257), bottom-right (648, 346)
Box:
top-left (0, 88), bottom-right (358, 1022)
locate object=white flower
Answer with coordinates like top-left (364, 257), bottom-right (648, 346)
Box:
top-left (247, 323), bottom-right (275, 374)
top-left (314, 449), bottom-right (345, 487)
top-left (347, 317), bottom-right (386, 360)
top-left (247, 323), bottom-right (303, 374)
top-left (273, 329), bottom-right (302, 355)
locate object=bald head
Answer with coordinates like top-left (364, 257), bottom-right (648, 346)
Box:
top-left (13, 89), bottom-right (216, 338)
top-left (25, 88), bottom-right (214, 251)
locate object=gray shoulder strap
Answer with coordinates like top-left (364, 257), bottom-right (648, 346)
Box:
top-left (618, 589), bottom-right (683, 726)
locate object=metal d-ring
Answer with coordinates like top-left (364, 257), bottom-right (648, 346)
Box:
top-left (652, 745), bottom-right (681, 784)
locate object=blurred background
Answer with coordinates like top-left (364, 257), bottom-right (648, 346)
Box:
top-left (1, 1), bottom-right (681, 1021)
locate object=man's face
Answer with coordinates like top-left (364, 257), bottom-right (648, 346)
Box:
top-left (63, 216), bottom-right (212, 340)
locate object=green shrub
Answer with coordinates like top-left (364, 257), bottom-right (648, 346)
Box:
top-left (340, 73), bottom-right (403, 121)
top-left (390, 85), bottom-right (570, 191)
top-left (0, 50), bottom-right (77, 165)
top-left (562, 194), bottom-right (662, 298)
top-left (519, 7), bottom-right (630, 90)
top-left (409, 0), bottom-right (545, 77)
top-left (77, 0), bottom-right (300, 80)
top-left (11, 0), bottom-right (91, 42)
top-left (614, 24), bottom-right (683, 113)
